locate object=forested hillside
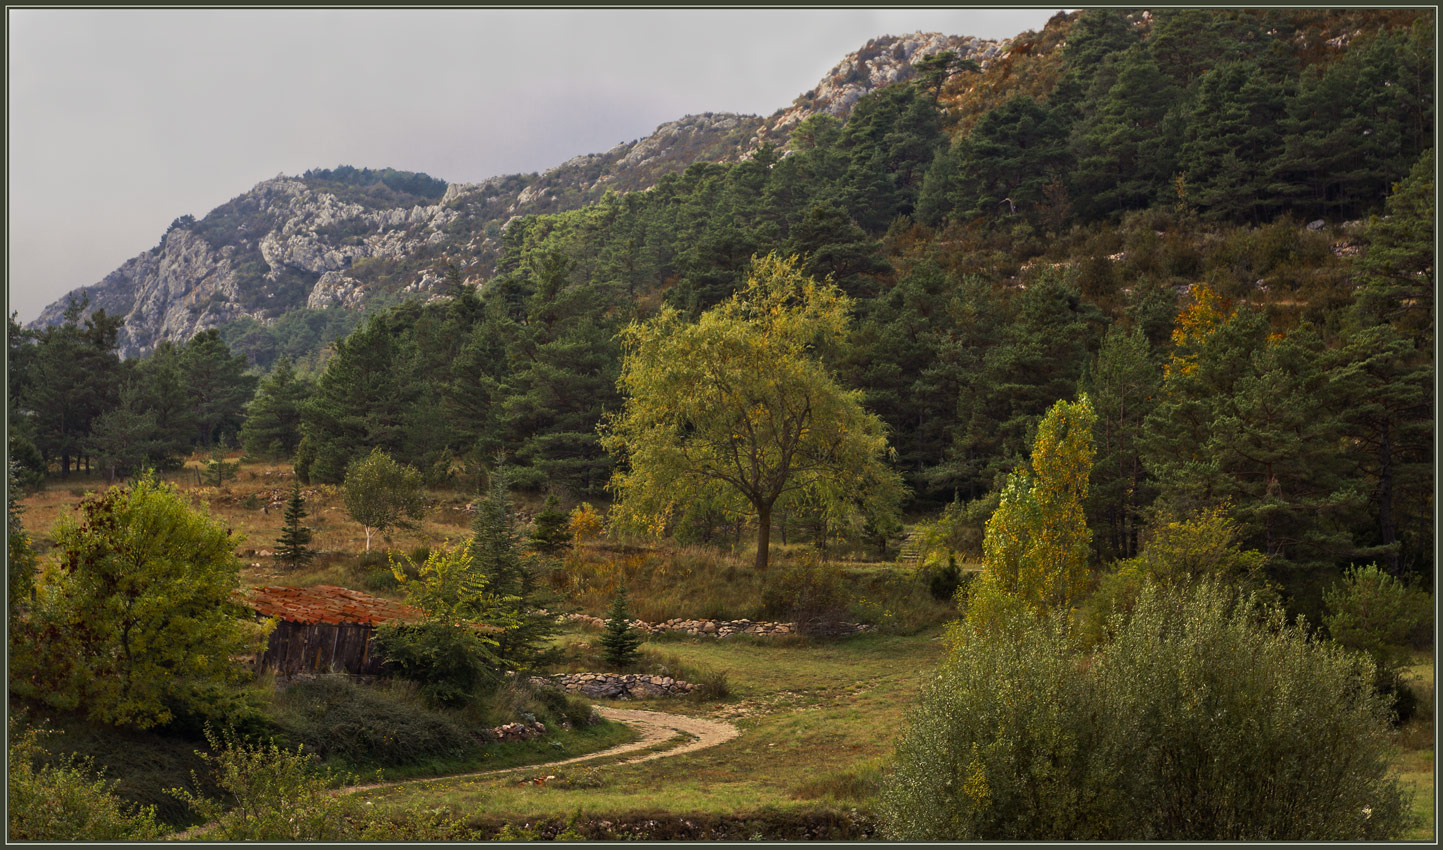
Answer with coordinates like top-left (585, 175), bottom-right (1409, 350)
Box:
top-left (6, 11), bottom-right (1436, 840)
top-left (10, 8), bottom-right (1434, 593)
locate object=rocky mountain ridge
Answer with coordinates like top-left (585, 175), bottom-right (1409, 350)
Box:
top-left (31, 31), bottom-right (1006, 358)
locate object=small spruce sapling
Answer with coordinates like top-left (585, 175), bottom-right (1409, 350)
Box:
top-left (203, 449), bottom-right (240, 487)
top-left (528, 494), bottom-right (573, 555)
top-left (274, 483), bottom-right (315, 570)
top-left (601, 587), bottom-right (642, 669)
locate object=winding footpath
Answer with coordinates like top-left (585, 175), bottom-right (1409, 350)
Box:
top-left (168, 708), bottom-right (739, 839)
top-left (346, 706), bottom-right (739, 794)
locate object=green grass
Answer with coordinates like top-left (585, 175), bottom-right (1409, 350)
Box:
top-left (1396, 656), bottom-right (1436, 841)
top-left (349, 625), bottom-right (948, 822)
top-left (345, 719), bottom-right (638, 784)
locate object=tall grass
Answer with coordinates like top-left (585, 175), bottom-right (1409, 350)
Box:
top-left (549, 541), bottom-right (956, 633)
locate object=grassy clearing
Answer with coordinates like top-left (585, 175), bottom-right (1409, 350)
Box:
top-left (1396, 655), bottom-right (1435, 841)
top-left (351, 625), bottom-right (947, 823)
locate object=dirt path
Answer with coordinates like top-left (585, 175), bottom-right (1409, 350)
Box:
top-left (169, 707), bottom-right (739, 838)
top-left (345, 706), bottom-right (739, 794)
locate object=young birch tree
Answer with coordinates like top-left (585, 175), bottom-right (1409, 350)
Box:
top-left (602, 253), bottom-right (899, 570)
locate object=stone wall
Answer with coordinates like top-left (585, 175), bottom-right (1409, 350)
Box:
top-left (560, 613), bottom-right (871, 638)
top-left (530, 672), bottom-right (695, 699)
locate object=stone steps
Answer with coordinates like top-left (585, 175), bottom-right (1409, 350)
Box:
top-left (896, 527), bottom-right (924, 567)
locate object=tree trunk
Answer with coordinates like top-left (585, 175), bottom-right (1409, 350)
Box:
top-left (364, 527), bottom-right (373, 553)
top-left (755, 501), bottom-right (773, 571)
top-left (1379, 418), bottom-right (1398, 576)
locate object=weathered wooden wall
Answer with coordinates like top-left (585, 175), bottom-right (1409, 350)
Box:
top-left (256, 621), bottom-right (386, 677)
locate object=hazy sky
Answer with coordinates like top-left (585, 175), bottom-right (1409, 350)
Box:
top-left (8, 8), bottom-right (1062, 323)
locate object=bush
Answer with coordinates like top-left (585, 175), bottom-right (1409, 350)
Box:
top-left (376, 541), bottom-right (515, 707)
top-left (270, 676), bottom-right (475, 768)
top-left (926, 556), bottom-right (963, 601)
top-left (1323, 564), bottom-right (1430, 674)
top-left (171, 727), bottom-right (349, 841)
top-left (172, 726), bottom-right (479, 841)
top-left (8, 718), bottom-right (163, 841)
top-left (12, 473), bottom-right (270, 730)
top-left (761, 557), bottom-right (851, 635)
top-left (566, 502), bottom-right (604, 542)
top-left (1075, 507), bottom-right (1270, 648)
top-left (881, 581), bottom-right (1412, 840)
top-left (1323, 563), bottom-right (1431, 723)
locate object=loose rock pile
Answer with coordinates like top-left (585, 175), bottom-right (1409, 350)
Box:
top-left (530, 673), bottom-right (696, 699)
top-left (560, 613), bottom-right (870, 638)
top-left (486, 719), bottom-right (548, 742)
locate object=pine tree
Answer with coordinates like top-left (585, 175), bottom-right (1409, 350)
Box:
top-left (240, 357), bottom-right (311, 460)
top-left (471, 468), bottom-right (559, 671)
top-left (202, 449), bottom-right (239, 487)
top-left (274, 483), bottom-right (315, 570)
top-left (600, 587), bottom-right (642, 670)
top-left (528, 494), bottom-right (573, 555)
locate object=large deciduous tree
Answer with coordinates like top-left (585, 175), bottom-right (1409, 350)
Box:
top-left (602, 253), bottom-right (900, 570)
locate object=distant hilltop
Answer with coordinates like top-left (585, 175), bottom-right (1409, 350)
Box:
top-left (31, 31), bottom-right (1004, 358)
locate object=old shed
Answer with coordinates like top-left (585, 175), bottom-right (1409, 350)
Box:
top-left (243, 585), bottom-right (423, 678)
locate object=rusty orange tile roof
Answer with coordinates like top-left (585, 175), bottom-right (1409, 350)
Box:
top-left (239, 585), bottom-right (424, 626)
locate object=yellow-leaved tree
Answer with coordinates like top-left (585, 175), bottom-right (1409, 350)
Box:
top-left (601, 253), bottom-right (901, 570)
top-left (967, 394), bottom-right (1097, 630)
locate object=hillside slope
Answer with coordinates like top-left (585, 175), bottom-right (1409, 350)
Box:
top-left (31, 32), bottom-right (1005, 358)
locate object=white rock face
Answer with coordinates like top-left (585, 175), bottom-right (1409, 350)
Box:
top-left (763, 31), bottom-right (1007, 141)
top-left (306, 271), bottom-right (367, 310)
top-left (31, 30), bottom-right (1008, 357)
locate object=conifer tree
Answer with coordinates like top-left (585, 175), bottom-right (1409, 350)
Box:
top-left (601, 587), bottom-right (642, 670)
top-left (528, 494), bottom-right (573, 555)
top-left (470, 468), bottom-right (559, 671)
top-left (274, 483), bottom-right (315, 570)
top-left (202, 449), bottom-right (239, 487)
top-left (240, 357), bottom-right (310, 460)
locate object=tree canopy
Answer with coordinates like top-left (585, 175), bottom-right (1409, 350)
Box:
top-left (603, 253), bottom-right (901, 569)
top-left (11, 474), bottom-right (268, 729)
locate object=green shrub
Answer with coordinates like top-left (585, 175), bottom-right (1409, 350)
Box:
top-left (172, 727), bottom-right (349, 841)
top-left (172, 725), bottom-right (479, 841)
top-left (926, 556), bottom-right (963, 601)
top-left (881, 580), bottom-right (1412, 840)
top-left (270, 676), bottom-right (475, 767)
top-left (1323, 564), bottom-right (1431, 723)
top-left (1323, 564), bottom-right (1431, 674)
top-left (1075, 507), bottom-right (1269, 648)
top-left (761, 557), bottom-right (851, 635)
top-left (8, 718), bottom-right (164, 841)
top-left (13, 473), bottom-right (270, 730)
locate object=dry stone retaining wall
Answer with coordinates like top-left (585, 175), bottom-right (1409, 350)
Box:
top-left (530, 673), bottom-right (696, 699)
top-left (560, 613), bottom-right (870, 638)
